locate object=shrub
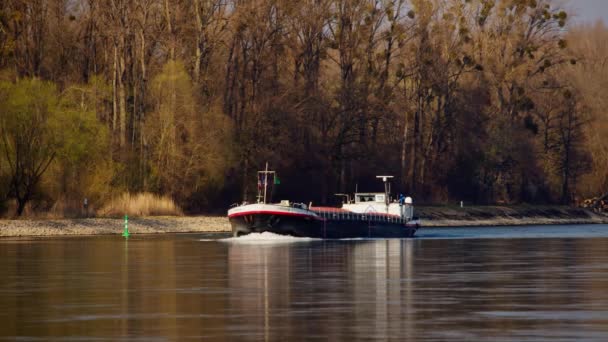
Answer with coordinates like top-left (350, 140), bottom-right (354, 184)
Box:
top-left (98, 192), bottom-right (183, 217)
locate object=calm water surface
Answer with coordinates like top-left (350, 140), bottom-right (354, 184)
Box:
top-left (2, 225), bottom-right (608, 341)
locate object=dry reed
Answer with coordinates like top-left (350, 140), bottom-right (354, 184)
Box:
top-left (98, 192), bottom-right (183, 217)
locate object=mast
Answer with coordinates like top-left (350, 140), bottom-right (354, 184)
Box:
top-left (263, 162), bottom-right (268, 204)
top-left (257, 162), bottom-right (275, 204)
top-left (376, 175), bottom-right (394, 213)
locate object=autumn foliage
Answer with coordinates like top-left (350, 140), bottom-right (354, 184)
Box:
top-left (0, 0), bottom-right (606, 216)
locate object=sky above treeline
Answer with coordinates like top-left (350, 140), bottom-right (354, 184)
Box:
top-left (566, 0), bottom-right (608, 24)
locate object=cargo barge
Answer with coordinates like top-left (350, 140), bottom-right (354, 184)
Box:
top-left (227, 165), bottom-right (420, 239)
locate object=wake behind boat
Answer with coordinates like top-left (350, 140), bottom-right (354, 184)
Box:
top-left (227, 165), bottom-right (420, 238)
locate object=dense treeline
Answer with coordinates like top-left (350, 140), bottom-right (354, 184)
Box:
top-left (0, 0), bottom-right (606, 216)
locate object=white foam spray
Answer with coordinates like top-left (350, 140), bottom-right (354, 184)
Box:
top-left (220, 232), bottom-right (319, 244)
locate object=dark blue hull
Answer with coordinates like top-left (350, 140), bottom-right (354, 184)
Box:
top-left (229, 212), bottom-right (418, 239)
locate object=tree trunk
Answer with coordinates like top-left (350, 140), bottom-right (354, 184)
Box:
top-left (401, 115), bottom-right (409, 190)
top-left (139, 28), bottom-right (147, 187)
top-left (164, 0), bottom-right (175, 60)
top-left (118, 47), bottom-right (127, 148)
top-left (112, 44), bottom-right (118, 136)
top-left (16, 197), bottom-right (27, 217)
top-left (411, 107), bottom-right (420, 194)
top-left (194, 0), bottom-right (202, 83)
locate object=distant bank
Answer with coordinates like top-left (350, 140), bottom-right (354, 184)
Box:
top-left (418, 205), bottom-right (608, 227)
top-left (0, 206), bottom-right (607, 237)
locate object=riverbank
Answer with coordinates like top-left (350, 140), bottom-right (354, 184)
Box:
top-left (1, 206), bottom-right (607, 237)
top-left (0, 216), bottom-right (230, 237)
top-left (417, 205), bottom-right (608, 227)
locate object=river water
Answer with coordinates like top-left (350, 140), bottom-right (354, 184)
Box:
top-left (2, 225), bottom-right (608, 341)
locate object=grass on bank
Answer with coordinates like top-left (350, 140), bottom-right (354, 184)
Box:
top-left (98, 193), bottom-right (183, 217)
top-left (1, 192), bottom-right (183, 219)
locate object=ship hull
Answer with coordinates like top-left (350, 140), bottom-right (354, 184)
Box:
top-left (228, 204), bottom-right (418, 239)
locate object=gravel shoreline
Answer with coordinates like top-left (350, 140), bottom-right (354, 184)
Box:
top-left (1, 209), bottom-right (607, 237)
top-left (0, 216), bottom-right (230, 237)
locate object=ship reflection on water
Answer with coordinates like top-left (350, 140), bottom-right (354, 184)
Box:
top-left (226, 238), bottom-right (417, 340)
top-left (224, 231), bottom-right (608, 341)
top-left (2, 226), bottom-right (608, 341)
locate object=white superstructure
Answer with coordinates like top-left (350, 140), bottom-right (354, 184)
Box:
top-left (342, 192), bottom-right (414, 220)
top-left (337, 176), bottom-right (415, 220)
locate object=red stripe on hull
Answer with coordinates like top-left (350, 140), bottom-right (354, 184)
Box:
top-left (228, 210), bottom-right (317, 219)
top-left (309, 207), bottom-right (350, 213)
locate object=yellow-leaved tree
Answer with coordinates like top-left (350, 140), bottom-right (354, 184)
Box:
top-left (44, 76), bottom-right (115, 216)
top-left (145, 60), bottom-right (233, 210)
top-left (0, 77), bottom-right (112, 216)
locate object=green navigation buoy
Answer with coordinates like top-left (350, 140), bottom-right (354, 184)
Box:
top-left (122, 214), bottom-right (130, 238)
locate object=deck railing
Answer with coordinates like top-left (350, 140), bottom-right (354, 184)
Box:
top-left (313, 209), bottom-right (407, 224)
